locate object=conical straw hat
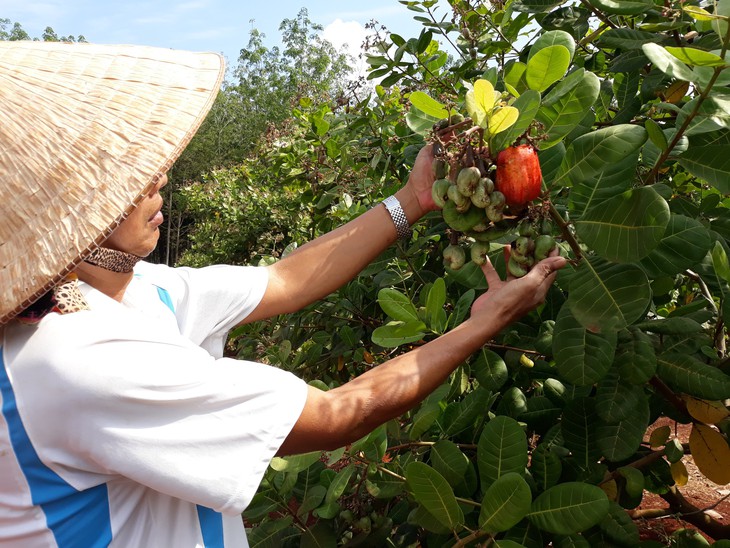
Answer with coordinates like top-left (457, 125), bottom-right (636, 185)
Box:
top-left (0, 41), bottom-right (225, 325)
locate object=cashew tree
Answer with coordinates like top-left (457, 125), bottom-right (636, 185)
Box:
top-left (179, 1), bottom-right (730, 545)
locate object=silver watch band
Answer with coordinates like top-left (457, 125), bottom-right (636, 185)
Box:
top-left (382, 195), bottom-right (413, 241)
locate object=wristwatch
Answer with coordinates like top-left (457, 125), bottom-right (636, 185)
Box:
top-left (382, 195), bottom-right (413, 241)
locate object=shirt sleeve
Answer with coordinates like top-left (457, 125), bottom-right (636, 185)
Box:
top-left (7, 310), bottom-right (308, 515)
top-left (133, 262), bottom-right (269, 356)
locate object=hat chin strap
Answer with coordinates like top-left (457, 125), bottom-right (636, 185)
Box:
top-left (83, 247), bottom-right (143, 273)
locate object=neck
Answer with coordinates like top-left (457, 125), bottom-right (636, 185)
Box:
top-left (75, 262), bottom-right (134, 302)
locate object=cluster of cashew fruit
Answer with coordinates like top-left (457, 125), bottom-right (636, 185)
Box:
top-left (429, 125), bottom-right (553, 277)
top-left (506, 220), bottom-right (558, 278)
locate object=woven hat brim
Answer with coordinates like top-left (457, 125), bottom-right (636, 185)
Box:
top-left (0, 41), bottom-right (225, 325)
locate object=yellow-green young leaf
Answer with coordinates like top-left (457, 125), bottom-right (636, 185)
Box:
top-left (684, 396), bottom-right (730, 425)
top-left (671, 460), bottom-right (689, 486)
top-left (665, 46), bottom-right (726, 67)
top-left (683, 5), bottom-right (715, 20)
top-left (689, 423), bottom-right (730, 484)
top-left (409, 91), bottom-right (449, 119)
top-left (525, 45), bottom-right (571, 92)
top-left (466, 79), bottom-right (497, 128)
top-left (649, 425), bottom-right (671, 448)
top-left (488, 106), bottom-right (519, 137)
top-left (504, 62), bottom-right (527, 96)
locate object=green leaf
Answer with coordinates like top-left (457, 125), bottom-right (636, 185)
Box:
top-left (569, 152), bottom-right (637, 219)
top-left (409, 401), bottom-right (442, 440)
top-left (561, 398), bottom-right (602, 468)
top-left (405, 462), bottom-right (464, 529)
top-left (477, 415), bottom-right (529, 487)
top-left (642, 43), bottom-right (697, 82)
top-left (645, 119), bottom-right (668, 151)
top-left (638, 214), bottom-right (713, 278)
top-left (513, 0), bottom-right (567, 12)
top-left (526, 45), bottom-right (572, 92)
top-left (405, 107), bottom-right (442, 135)
top-left (677, 95), bottom-right (730, 136)
top-left (656, 353), bottom-right (730, 400)
top-left (431, 440), bottom-right (469, 485)
top-left (665, 46), bottom-right (726, 67)
top-left (554, 124), bottom-right (647, 188)
top-left (596, 396), bottom-right (650, 461)
top-left (371, 320), bottom-right (427, 348)
top-left (528, 30), bottom-right (576, 62)
top-left (587, 0), bottom-right (653, 14)
top-left (554, 304), bottom-right (617, 385)
top-left (426, 278), bottom-right (447, 332)
top-left (575, 186), bottom-right (671, 263)
top-left (300, 523), bottom-right (337, 548)
top-left (679, 145), bottom-right (730, 193)
top-left (567, 256), bottom-right (652, 333)
top-left (479, 472), bottom-right (533, 533)
top-left (713, 240), bottom-right (730, 284)
top-left (614, 327), bottom-right (657, 385)
top-left (247, 517), bottom-right (295, 548)
top-left (537, 71), bottom-right (600, 149)
top-left (324, 464), bottom-right (355, 504)
top-left (472, 348), bottom-right (509, 391)
top-left (599, 501), bottom-right (640, 546)
top-left (377, 288), bottom-right (419, 322)
top-left (528, 482), bottom-right (610, 535)
top-left (595, 368), bottom-right (646, 422)
top-left (491, 89), bottom-right (542, 152)
top-left (683, 5), bottom-right (716, 20)
top-left (597, 28), bottom-right (662, 50)
top-left (409, 90), bottom-right (449, 119)
top-left (504, 61), bottom-right (528, 96)
top-left (443, 387), bottom-right (494, 436)
top-left (269, 451), bottom-right (321, 473)
top-left (530, 444), bottom-right (563, 491)
top-left (633, 317), bottom-right (704, 335)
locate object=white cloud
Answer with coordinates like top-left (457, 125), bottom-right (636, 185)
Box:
top-left (322, 19), bottom-right (373, 81)
top-left (322, 18), bottom-right (370, 58)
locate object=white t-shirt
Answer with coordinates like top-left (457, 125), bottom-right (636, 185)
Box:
top-left (0, 262), bottom-right (308, 547)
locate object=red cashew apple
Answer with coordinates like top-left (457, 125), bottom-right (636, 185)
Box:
top-left (495, 144), bottom-right (543, 208)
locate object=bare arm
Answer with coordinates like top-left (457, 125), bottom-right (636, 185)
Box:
top-left (243, 145), bottom-right (438, 323)
top-left (277, 254), bottom-right (566, 455)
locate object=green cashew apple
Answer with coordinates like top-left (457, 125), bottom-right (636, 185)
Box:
top-left (431, 178), bottom-right (450, 208)
top-left (447, 184), bottom-right (470, 212)
top-left (507, 255), bottom-right (529, 277)
top-left (456, 166), bottom-right (481, 197)
top-left (514, 236), bottom-right (535, 257)
top-left (443, 244), bottom-right (466, 270)
top-left (470, 241), bottom-right (490, 265)
top-left (470, 177), bottom-right (493, 208)
top-left (485, 204), bottom-right (504, 223)
top-left (443, 201), bottom-right (487, 232)
top-left (534, 234), bottom-right (557, 261)
top-left (489, 190), bottom-right (506, 208)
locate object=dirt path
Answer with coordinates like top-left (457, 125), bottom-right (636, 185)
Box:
top-left (638, 419), bottom-right (729, 543)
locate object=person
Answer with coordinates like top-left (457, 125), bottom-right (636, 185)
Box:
top-left (0, 41), bottom-right (565, 547)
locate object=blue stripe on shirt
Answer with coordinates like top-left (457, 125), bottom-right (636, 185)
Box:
top-left (0, 350), bottom-right (112, 547)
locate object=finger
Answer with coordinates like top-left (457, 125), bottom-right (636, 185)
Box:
top-left (527, 255), bottom-right (567, 286)
top-left (480, 254), bottom-right (503, 287)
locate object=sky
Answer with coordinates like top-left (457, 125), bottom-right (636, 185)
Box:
top-left (0, 1), bottom-right (444, 68)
